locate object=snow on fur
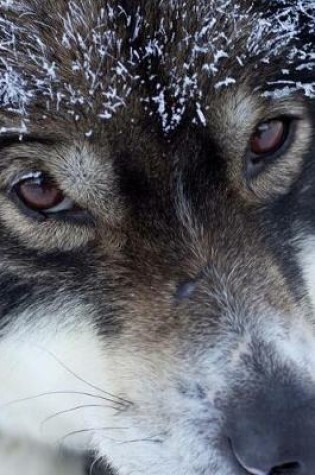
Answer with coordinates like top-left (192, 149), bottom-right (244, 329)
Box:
top-left (0, 0), bottom-right (313, 134)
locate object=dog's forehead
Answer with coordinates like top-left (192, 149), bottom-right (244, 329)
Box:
top-left (0, 0), bottom-right (313, 137)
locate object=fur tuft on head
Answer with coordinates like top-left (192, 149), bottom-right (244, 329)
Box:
top-left (0, 0), bottom-right (314, 133)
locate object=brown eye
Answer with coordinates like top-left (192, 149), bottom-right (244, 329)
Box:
top-left (250, 119), bottom-right (287, 157)
top-left (12, 172), bottom-right (75, 214)
top-left (17, 175), bottom-right (63, 210)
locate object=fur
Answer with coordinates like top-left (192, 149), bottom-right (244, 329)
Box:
top-left (0, 1), bottom-right (314, 474)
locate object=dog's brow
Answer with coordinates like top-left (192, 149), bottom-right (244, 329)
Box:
top-left (0, 134), bottom-right (55, 149)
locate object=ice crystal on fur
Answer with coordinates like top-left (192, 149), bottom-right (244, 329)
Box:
top-left (0, 0), bottom-right (313, 133)
top-left (0, 0), bottom-right (135, 132)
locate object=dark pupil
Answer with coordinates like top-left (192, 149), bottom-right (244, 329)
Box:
top-left (251, 120), bottom-right (284, 155)
top-left (18, 179), bottom-right (63, 210)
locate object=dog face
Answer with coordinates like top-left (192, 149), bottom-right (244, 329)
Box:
top-left (0, 1), bottom-right (314, 474)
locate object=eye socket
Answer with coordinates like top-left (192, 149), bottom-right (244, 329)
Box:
top-left (11, 172), bottom-right (76, 216)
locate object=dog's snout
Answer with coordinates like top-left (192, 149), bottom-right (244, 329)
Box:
top-left (227, 383), bottom-right (315, 475)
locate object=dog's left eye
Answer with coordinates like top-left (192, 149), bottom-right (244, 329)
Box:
top-left (246, 118), bottom-right (293, 177)
top-left (250, 119), bottom-right (289, 157)
top-left (11, 172), bottom-right (76, 215)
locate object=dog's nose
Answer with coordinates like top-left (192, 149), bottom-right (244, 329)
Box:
top-left (227, 384), bottom-right (315, 475)
top-left (232, 440), bottom-right (302, 475)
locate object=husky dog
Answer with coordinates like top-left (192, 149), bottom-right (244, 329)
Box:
top-left (0, 1), bottom-right (314, 474)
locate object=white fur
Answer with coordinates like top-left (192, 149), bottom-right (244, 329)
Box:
top-left (0, 436), bottom-right (84, 475)
top-left (0, 305), bottom-right (114, 450)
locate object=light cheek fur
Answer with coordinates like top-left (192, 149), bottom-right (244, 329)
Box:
top-left (0, 308), bottom-right (110, 449)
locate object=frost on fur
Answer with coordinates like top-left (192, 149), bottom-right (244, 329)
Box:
top-left (0, 0), bottom-right (313, 134)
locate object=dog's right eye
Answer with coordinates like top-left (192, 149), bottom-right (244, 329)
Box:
top-left (10, 172), bottom-right (79, 219)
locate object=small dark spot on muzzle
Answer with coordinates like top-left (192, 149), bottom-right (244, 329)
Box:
top-left (174, 279), bottom-right (198, 301)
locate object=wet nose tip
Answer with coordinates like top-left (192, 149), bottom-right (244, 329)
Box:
top-left (228, 418), bottom-right (308, 475)
top-left (226, 380), bottom-right (315, 475)
top-left (231, 441), bottom-right (302, 475)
